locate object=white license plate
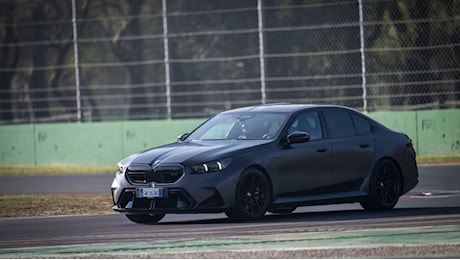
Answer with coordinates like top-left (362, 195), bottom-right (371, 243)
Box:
top-left (138, 187), bottom-right (164, 198)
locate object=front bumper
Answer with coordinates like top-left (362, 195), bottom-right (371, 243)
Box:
top-left (111, 167), bottom-right (238, 214)
top-left (112, 187), bottom-right (227, 214)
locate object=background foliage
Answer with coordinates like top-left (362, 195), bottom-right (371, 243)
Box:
top-left (0, 0), bottom-right (459, 123)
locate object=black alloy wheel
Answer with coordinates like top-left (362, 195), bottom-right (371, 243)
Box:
top-left (126, 213), bottom-right (166, 224)
top-left (361, 159), bottom-right (402, 211)
top-left (226, 168), bottom-right (272, 221)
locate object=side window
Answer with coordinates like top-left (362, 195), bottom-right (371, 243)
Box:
top-left (352, 114), bottom-right (371, 135)
top-left (323, 110), bottom-right (355, 138)
top-left (289, 111), bottom-right (323, 140)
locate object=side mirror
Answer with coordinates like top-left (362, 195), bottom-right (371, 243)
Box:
top-left (177, 133), bottom-right (189, 142)
top-left (286, 131), bottom-right (310, 144)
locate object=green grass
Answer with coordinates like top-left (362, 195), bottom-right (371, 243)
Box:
top-left (0, 194), bottom-right (113, 218)
top-left (0, 165), bottom-right (115, 176)
top-left (416, 155), bottom-right (460, 165)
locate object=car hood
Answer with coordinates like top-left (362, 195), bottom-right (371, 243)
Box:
top-left (120, 140), bottom-right (271, 166)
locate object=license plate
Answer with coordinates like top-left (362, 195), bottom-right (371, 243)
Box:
top-left (137, 187), bottom-right (164, 198)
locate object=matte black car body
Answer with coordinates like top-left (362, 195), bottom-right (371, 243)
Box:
top-left (111, 104), bottom-right (418, 223)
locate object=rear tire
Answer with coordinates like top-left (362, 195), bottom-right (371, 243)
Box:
top-left (225, 168), bottom-right (272, 221)
top-left (126, 214), bottom-right (165, 224)
top-left (360, 159), bottom-right (402, 211)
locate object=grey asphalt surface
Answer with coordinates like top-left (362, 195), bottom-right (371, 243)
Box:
top-left (0, 164), bottom-right (459, 258)
top-left (0, 164), bottom-right (459, 195)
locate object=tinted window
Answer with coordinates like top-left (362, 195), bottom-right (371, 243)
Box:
top-left (352, 114), bottom-right (371, 135)
top-left (289, 111), bottom-right (323, 140)
top-left (323, 110), bottom-right (355, 138)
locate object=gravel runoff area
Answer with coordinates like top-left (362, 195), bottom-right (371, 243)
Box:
top-left (23, 244), bottom-right (460, 259)
top-left (3, 224), bottom-right (459, 258)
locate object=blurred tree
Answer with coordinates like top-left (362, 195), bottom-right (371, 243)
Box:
top-left (0, 2), bottom-right (19, 121)
top-left (366, 0), bottom-right (459, 109)
top-left (0, 0), bottom-right (458, 123)
top-left (166, 0), bottom-right (258, 117)
top-left (96, 0), bottom-right (152, 119)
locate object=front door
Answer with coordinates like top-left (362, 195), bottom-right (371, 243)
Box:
top-left (278, 111), bottom-right (333, 196)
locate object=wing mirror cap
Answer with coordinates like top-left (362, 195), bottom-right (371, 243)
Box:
top-left (177, 133), bottom-right (189, 142)
top-left (286, 131), bottom-right (310, 144)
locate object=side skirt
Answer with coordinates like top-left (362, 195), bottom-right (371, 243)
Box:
top-left (272, 191), bottom-right (368, 208)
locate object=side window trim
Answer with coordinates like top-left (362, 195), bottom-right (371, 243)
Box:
top-left (317, 110), bottom-right (329, 139)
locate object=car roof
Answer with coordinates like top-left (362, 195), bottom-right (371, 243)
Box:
top-left (222, 103), bottom-right (358, 114)
top-left (220, 103), bottom-right (387, 130)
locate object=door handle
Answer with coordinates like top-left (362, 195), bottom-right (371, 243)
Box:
top-left (316, 147), bottom-right (328, 153)
top-left (359, 143), bottom-right (370, 148)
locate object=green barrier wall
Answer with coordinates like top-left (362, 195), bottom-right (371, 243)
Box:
top-left (370, 109), bottom-right (460, 156)
top-left (0, 119), bottom-right (204, 166)
top-left (1, 109), bottom-right (459, 166)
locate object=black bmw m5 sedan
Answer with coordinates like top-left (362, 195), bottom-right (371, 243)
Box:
top-left (111, 104), bottom-right (418, 223)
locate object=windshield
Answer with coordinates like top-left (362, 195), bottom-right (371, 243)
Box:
top-left (186, 112), bottom-right (287, 140)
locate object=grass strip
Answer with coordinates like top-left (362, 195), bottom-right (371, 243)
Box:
top-left (417, 155), bottom-right (460, 165)
top-left (0, 165), bottom-right (115, 176)
top-left (0, 194), bottom-right (113, 218)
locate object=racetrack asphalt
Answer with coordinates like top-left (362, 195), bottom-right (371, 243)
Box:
top-left (0, 164), bottom-right (459, 258)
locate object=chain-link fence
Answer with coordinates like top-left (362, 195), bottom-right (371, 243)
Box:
top-left (0, 0), bottom-right (459, 124)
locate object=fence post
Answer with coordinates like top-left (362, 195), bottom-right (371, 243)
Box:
top-left (162, 0), bottom-right (172, 118)
top-left (358, 0), bottom-right (367, 112)
top-left (71, 0), bottom-right (82, 121)
top-left (257, 0), bottom-right (266, 105)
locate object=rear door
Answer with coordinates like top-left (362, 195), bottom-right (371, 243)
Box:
top-left (322, 109), bottom-right (375, 192)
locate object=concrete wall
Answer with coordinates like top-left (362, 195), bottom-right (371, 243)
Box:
top-left (0, 119), bottom-right (204, 166)
top-left (1, 109), bottom-right (459, 166)
top-left (371, 109), bottom-right (460, 156)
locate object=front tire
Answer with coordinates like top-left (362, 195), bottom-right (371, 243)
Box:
top-left (360, 159), bottom-right (402, 211)
top-left (225, 168), bottom-right (272, 221)
top-left (126, 214), bottom-right (165, 224)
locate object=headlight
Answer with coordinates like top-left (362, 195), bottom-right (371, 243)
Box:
top-left (117, 162), bottom-right (126, 174)
top-left (191, 158), bottom-right (232, 173)
top-left (116, 153), bottom-right (137, 174)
